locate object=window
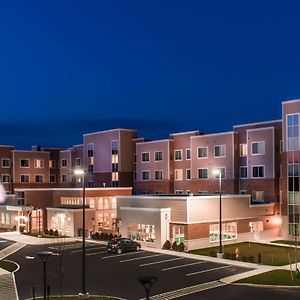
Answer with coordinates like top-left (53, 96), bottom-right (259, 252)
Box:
top-left (198, 147), bottom-right (208, 158)
top-left (111, 140), bottom-right (118, 154)
top-left (287, 113), bottom-right (299, 151)
top-left (154, 170), bottom-right (163, 180)
top-left (209, 222), bottom-right (237, 242)
top-left (128, 223), bottom-right (155, 243)
top-left (198, 168), bottom-right (208, 179)
top-left (35, 175), bottom-right (44, 183)
top-left (240, 144), bottom-right (247, 156)
top-left (252, 166), bottom-right (265, 178)
top-left (1, 159), bottom-right (10, 168)
top-left (20, 159), bottom-right (29, 168)
top-left (87, 143), bottom-right (94, 157)
top-left (50, 175), bottom-right (56, 183)
top-left (252, 191), bottom-right (264, 202)
top-left (61, 175), bottom-right (67, 182)
top-left (214, 168), bottom-right (225, 179)
top-left (88, 165), bottom-right (94, 172)
top-left (175, 190), bottom-right (183, 194)
top-left (141, 152), bottom-right (150, 162)
top-left (154, 151), bottom-right (163, 161)
top-left (288, 164), bottom-right (300, 177)
top-left (252, 141), bottom-right (265, 155)
top-left (17, 191), bottom-right (25, 206)
top-left (214, 145), bottom-right (226, 157)
top-left (240, 166), bottom-right (247, 179)
top-left (61, 159), bottom-right (67, 167)
top-left (20, 175), bottom-right (29, 183)
top-left (134, 172), bottom-right (137, 181)
top-left (2, 175), bottom-right (10, 183)
top-left (186, 169), bottom-right (191, 180)
top-left (142, 171), bottom-right (150, 181)
top-left (34, 159), bottom-right (44, 168)
top-left (186, 149), bottom-right (191, 160)
top-left (174, 150), bottom-right (183, 161)
top-left (175, 169), bottom-right (183, 180)
top-left (49, 160), bottom-right (56, 169)
top-left (75, 158), bottom-right (81, 167)
top-left (112, 172), bottom-right (118, 181)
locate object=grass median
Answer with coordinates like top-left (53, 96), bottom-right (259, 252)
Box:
top-left (236, 270), bottom-right (300, 286)
top-left (0, 259), bottom-right (18, 272)
top-left (190, 242), bottom-right (300, 266)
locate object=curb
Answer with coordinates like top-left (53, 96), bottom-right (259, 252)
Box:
top-left (231, 282), bottom-right (300, 289)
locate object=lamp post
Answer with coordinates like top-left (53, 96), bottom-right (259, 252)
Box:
top-left (213, 169), bottom-right (223, 258)
top-left (37, 251), bottom-right (53, 300)
top-left (74, 169), bottom-right (88, 297)
top-left (138, 276), bottom-right (158, 300)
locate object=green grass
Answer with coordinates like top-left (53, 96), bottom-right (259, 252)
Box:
top-left (190, 242), bottom-right (300, 266)
top-left (236, 270), bottom-right (300, 286)
top-left (0, 260), bottom-right (18, 272)
top-left (271, 240), bottom-right (300, 246)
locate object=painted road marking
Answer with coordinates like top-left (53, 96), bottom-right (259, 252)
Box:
top-left (120, 254), bottom-right (163, 263)
top-left (140, 257), bottom-right (184, 267)
top-left (186, 265), bottom-right (230, 276)
top-left (72, 246), bottom-right (107, 253)
top-left (161, 261), bottom-right (207, 271)
top-left (86, 251), bottom-right (108, 256)
top-left (102, 251), bottom-right (145, 259)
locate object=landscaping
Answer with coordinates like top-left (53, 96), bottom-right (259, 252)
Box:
top-left (271, 240), bottom-right (300, 246)
top-left (190, 242), bottom-right (300, 266)
top-left (236, 270), bottom-right (300, 286)
top-left (0, 259), bottom-right (18, 272)
top-left (29, 296), bottom-right (120, 300)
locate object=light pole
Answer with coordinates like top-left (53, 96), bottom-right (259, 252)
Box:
top-left (213, 169), bottom-right (223, 258)
top-left (74, 169), bottom-right (89, 298)
top-left (138, 276), bottom-right (158, 300)
top-left (37, 251), bottom-right (53, 300)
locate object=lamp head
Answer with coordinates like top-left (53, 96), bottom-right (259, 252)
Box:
top-left (74, 169), bottom-right (85, 175)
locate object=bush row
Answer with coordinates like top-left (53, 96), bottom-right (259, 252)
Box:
top-left (162, 240), bottom-right (185, 252)
top-left (44, 229), bottom-right (59, 237)
top-left (91, 232), bottom-right (120, 241)
top-left (208, 251), bottom-right (258, 263)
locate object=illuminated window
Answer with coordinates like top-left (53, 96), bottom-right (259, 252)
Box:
top-left (240, 144), bottom-right (247, 156)
top-left (175, 169), bottom-right (183, 180)
top-left (128, 223), bottom-right (155, 243)
top-left (209, 222), bottom-right (237, 242)
top-left (287, 114), bottom-right (299, 151)
top-left (112, 154), bottom-right (118, 163)
top-left (34, 159), bottom-right (44, 168)
top-left (49, 160), bottom-right (56, 168)
top-left (154, 170), bottom-right (163, 180)
top-left (1, 159), bottom-right (10, 168)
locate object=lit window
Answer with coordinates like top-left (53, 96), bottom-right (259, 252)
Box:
top-left (240, 144), bottom-right (247, 156)
top-left (49, 160), bottom-right (56, 168)
top-left (175, 169), bottom-right (183, 180)
top-left (287, 114), bottom-right (299, 151)
top-left (34, 159), bottom-right (44, 168)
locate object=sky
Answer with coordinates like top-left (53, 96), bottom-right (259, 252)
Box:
top-left (0, 0), bottom-right (300, 149)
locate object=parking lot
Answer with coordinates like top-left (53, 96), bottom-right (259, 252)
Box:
top-left (10, 241), bottom-right (252, 299)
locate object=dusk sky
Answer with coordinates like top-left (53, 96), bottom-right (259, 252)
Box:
top-left (1, 1), bottom-right (300, 149)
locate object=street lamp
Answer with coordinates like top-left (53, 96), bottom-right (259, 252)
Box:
top-left (37, 251), bottom-right (53, 300)
top-left (138, 276), bottom-right (158, 300)
top-left (213, 169), bottom-right (223, 258)
top-left (74, 169), bottom-right (89, 297)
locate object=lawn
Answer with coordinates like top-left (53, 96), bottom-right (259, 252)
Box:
top-left (271, 240), bottom-right (300, 246)
top-left (0, 259), bottom-right (18, 272)
top-left (236, 270), bottom-right (300, 286)
top-left (190, 242), bottom-right (300, 266)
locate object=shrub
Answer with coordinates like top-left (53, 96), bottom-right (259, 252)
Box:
top-left (172, 241), bottom-right (178, 251)
top-left (49, 229), bottom-right (54, 236)
top-left (99, 232), bottom-right (104, 240)
top-left (109, 233), bottom-right (114, 240)
top-left (178, 242), bottom-right (185, 252)
top-left (103, 233), bottom-right (109, 241)
top-left (209, 251), bottom-right (217, 257)
top-left (94, 232), bottom-right (100, 240)
top-left (162, 240), bottom-right (172, 250)
top-left (54, 230), bottom-right (59, 237)
top-left (248, 255), bottom-right (255, 263)
top-left (44, 229), bottom-right (49, 235)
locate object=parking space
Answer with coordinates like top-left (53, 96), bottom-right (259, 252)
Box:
top-left (0, 238), bottom-right (15, 251)
top-left (11, 242), bottom-right (253, 300)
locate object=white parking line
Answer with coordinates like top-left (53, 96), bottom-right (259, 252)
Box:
top-left (86, 251), bottom-right (108, 256)
top-left (72, 246), bottom-right (106, 253)
top-left (186, 265), bottom-right (230, 276)
top-left (120, 254), bottom-right (163, 263)
top-left (102, 251), bottom-right (145, 259)
top-left (161, 261), bottom-right (207, 271)
top-left (140, 257), bottom-right (184, 267)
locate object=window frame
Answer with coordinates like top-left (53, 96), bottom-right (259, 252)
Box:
top-left (214, 145), bottom-right (226, 158)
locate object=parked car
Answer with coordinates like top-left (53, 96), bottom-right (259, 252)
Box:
top-left (107, 238), bottom-right (141, 254)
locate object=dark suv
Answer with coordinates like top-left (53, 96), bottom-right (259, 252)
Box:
top-left (107, 238), bottom-right (141, 254)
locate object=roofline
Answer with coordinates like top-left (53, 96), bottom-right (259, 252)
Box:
top-left (14, 187), bottom-right (133, 192)
top-left (282, 99), bottom-right (300, 105)
top-left (83, 128), bottom-right (138, 137)
top-left (234, 119), bottom-right (282, 128)
top-left (136, 139), bottom-right (173, 145)
top-left (11, 150), bottom-right (50, 154)
top-left (170, 130), bottom-right (200, 137)
top-left (190, 131), bottom-right (234, 139)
